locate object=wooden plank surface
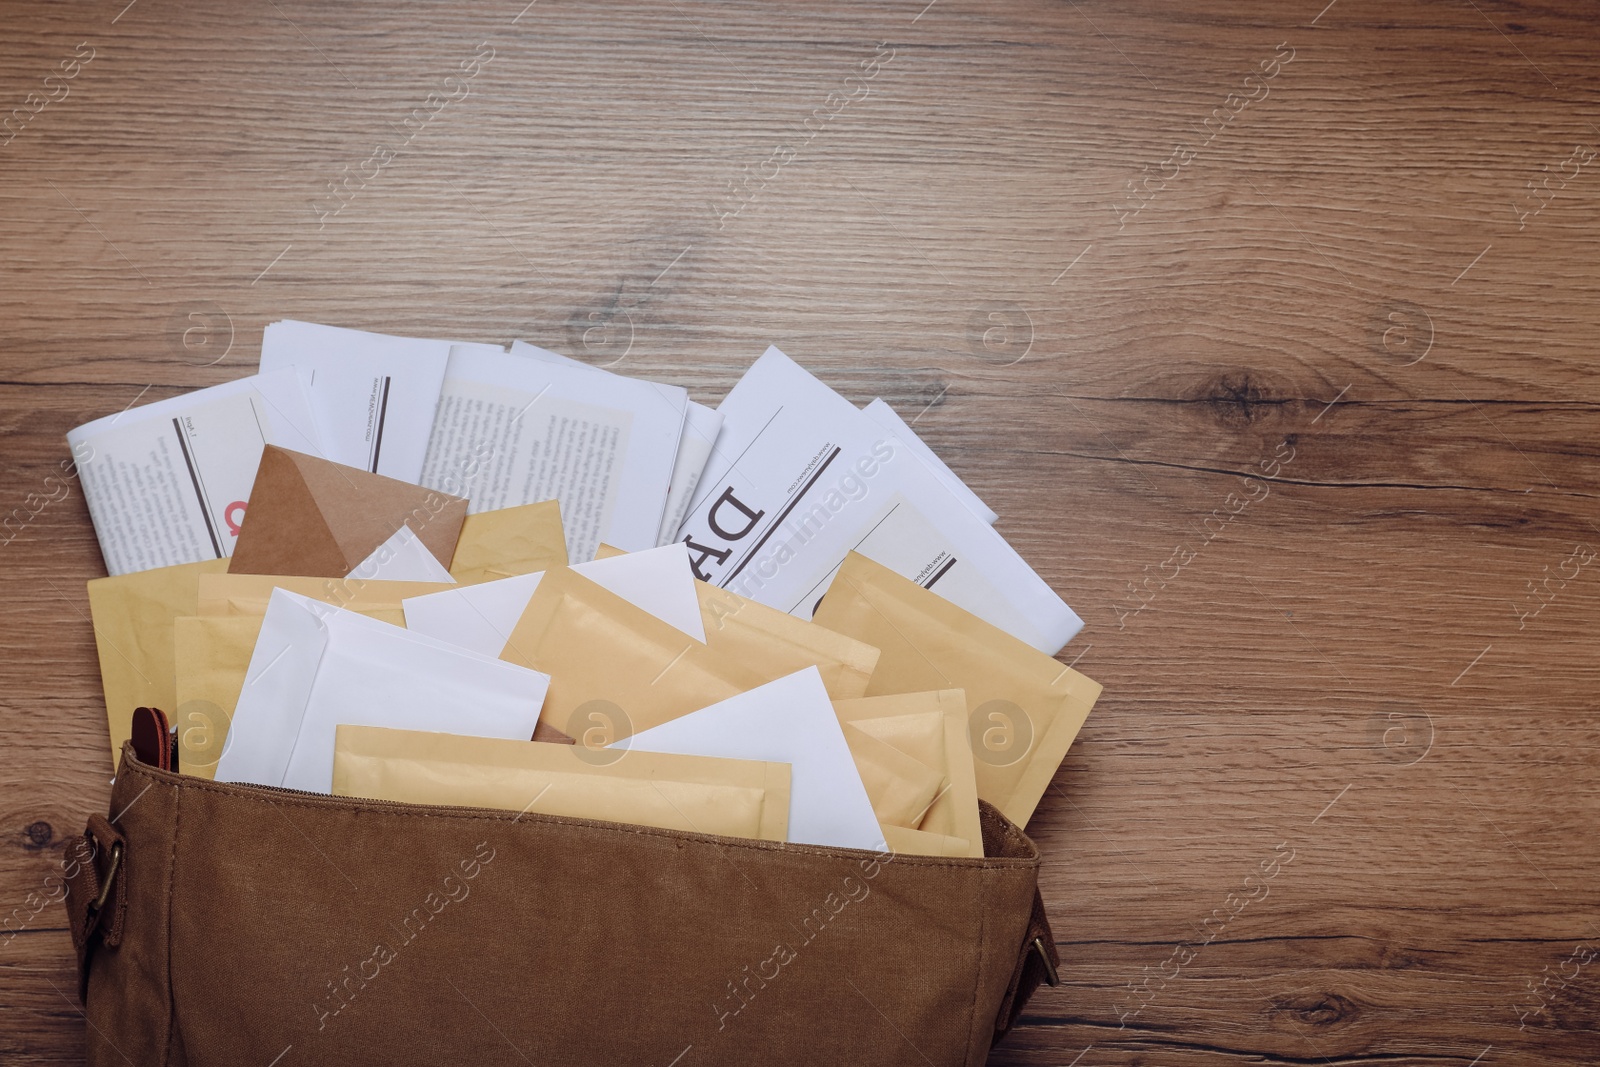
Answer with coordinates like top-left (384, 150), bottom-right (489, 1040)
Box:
top-left (2, 0), bottom-right (1597, 1063)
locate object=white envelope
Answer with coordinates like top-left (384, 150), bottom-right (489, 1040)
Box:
top-left (401, 572), bottom-right (545, 658)
top-left (215, 589), bottom-right (549, 793)
top-left (346, 524), bottom-right (457, 584)
top-left (611, 667), bottom-right (882, 850)
top-left (401, 542), bottom-right (705, 657)
top-left (259, 320), bottom-right (454, 484)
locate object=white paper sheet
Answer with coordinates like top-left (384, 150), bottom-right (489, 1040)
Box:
top-left (448, 341), bottom-right (510, 360)
top-left (401, 542), bottom-right (705, 657)
top-left (505, 344), bottom-right (720, 549)
top-left (259, 320), bottom-right (453, 483)
top-left (417, 343), bottom-right (687, 562)
top-left (576, 541), bottom-right (705, 641)
top-left (681, 347), bottom-right (1083, 654)
top-left (862, 398), bottom-right (996, 526)
top-left (659, 401), bottom-right (724, 546)
top-left (613, 667), bottom-right (881, 849)
top-left (346, 524), bottom-right (457, 584)
top-left (65, 369), bottom-right (323, 576)
top-left (216, 589), bottom-right (549, 793)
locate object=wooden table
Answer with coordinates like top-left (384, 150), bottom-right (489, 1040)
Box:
top-left (2, 1), bottom-right (1596, 1063)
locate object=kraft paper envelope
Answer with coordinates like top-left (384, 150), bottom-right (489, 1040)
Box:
top-left (404, 543), bottom-right (705, 658)
top-left (215, 590), bottom-right (549, 793)
top-left (613, 668), bottom-right (882, 850)
top-left (839, 722), bottom-right (943, 831)
top-left (448, 499), bottom-right (568, 584)
top-left (881, 825), bottom-right (972, 858)
top-left (501, 565), bottom-right (771, 742)
top-left (173, 614), bottom-right (262, 779)
top-left (347, 525), bottom-right (456, 584)
top-left (87, 557), bottom-right (231, 767)
top-left (814, 553), bottom-right (1101, 828)
top-left (595, 544), bottom-right (880, 700)
top-left (333, 725), bottom-right (791, 841)
top-left (835, 691), bottom-right (984, 857)
top-left (198, 573), bottom-right (455, 628)
top-left (228, 445), bottom-right (468, 578)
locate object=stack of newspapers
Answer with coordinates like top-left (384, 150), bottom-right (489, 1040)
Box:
top-left (73, 321), bottom-right (1101, 854)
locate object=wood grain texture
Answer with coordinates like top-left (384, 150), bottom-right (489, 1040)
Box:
top-left (2, 0), bottom-right (1597, 1063)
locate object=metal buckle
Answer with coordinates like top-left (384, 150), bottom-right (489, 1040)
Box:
top-left (1030, 936), bottom-right (1059, 986)
top-left (87, 841), bottom-right (123, 921)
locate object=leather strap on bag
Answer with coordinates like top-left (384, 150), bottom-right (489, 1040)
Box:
top-left (64, 812), bottom-right (128, 1003)
top-left (66, 708), bottom-right (169, 1002)
top-left (992, 886), bottom-right (1060, 1042)
top-left (130, 705), bottom-right (176, 772)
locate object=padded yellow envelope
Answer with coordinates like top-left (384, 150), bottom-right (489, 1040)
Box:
top-left (87, 558), bottom-right (230, 767)
top-left (449, 499), bottom-right (568, 584)
top-left (697, 581), bottom-right (880, 701)
top-left (592, 544), bottom-right (882, 702)
top-left (333, 725), bottom-right (791, 840)
top-left (840, 722), bottom-right (943, 831)
top-left (835, 690), bottom-right (984, 857)
top-left (172, 614), bottom-right (262, 779)
top-left (500, 566), bottom-right (772, 740)
top-left (880, 824), bottom-right (973, 858)
top-left (196, 573), bottom-right (454, 627)
top-left (815, 553), bottom-right (1100, 828)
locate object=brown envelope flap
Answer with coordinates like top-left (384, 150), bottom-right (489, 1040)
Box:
top-left (228, 446), bottom-right (467, 577)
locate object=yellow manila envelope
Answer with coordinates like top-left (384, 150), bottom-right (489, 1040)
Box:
top-left (593, 545), bottom-right (882, 701)
top-left (173, 614), bottom-right (263, 779)
top-left (697, 581), bottom-right (879, 701)
top-left (839, 722), bottom-right (943, 831)
top-left (449, 499), bottom-right (568, 584)
top-left (500, 566), bottom-right (772, 741)
top-left (814, 553), bottom-right (1101, 829)
top-left (835, 691), bottom-right (984, 856)
top-left (881, 824), bottom-right (973, 858)
top-left (333, 725), bottom-right (791, 841)
top-left (196, 573), bottom-right (454, 627)
top-left (87, 558), bottom-right (230, 767)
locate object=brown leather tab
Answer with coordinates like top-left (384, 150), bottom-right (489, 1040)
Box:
top-left (992, 887), bottom-right (1060, 1042)
top-left (63, 814), bottom-right (128, 1003)
top-left (130, 707), bottom-right (173, 772)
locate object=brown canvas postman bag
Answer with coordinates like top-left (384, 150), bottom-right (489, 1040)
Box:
top-left (65, 717), bottom-right (1060, 1067)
